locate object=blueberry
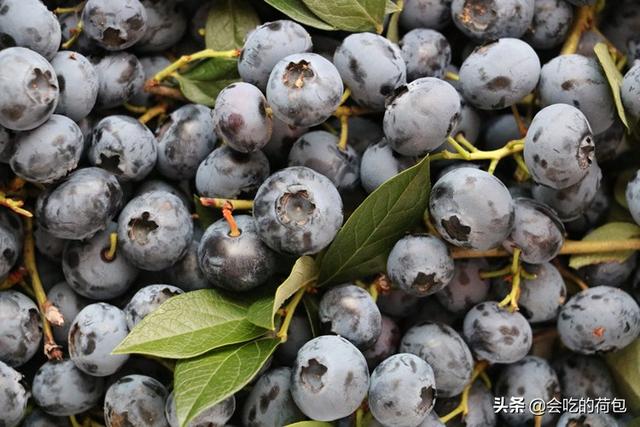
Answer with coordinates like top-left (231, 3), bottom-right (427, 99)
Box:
top-left (241, 367), bottom-right (305, 427)
top-left (22, 409), bottom-right (71, 427)
top-left (162, 239), bottom-right (210, 292)
top-left (481, 114), bottom-right (523, 151)
top-left (198, 215), bottom-right (277, 292)
top-left (368, 353), bottom-right (436, 427)
top-left (430, 167), bottom-right (515, 250)
top-left (0, 47), bottom-right (58, 131)
top-left (387, 234), bottom-right (454, 297)
top-left (0, 360), bottom-right (28, 427)
top-left (275, 315), bottom-right (313, 365)
top-left (10, 114), bottom-right (84, 184)
top-left (556, 413), bottom-right (620, 427)
top-left (627, 170), bottom-right (640, 225)
top-left (399, 0), bottom-right (452, 30)
top-left (68, 302), bottom-right (129, 376)
top-left (0, 290), bottom-right (42, 367)
top-left (32, 359), bottom-right (104, 416)
top-left (165, 390), bottom-right (235, 427)
top-left (253, 166), bottom-right (343, 255)
top-left (579, 254), bottom-right (637, 287)
top-left (239, 20), bottom-right (313, 91)
top-left (136, 179), bottom-right (191, 209)
top-left (125, 284), bottom-right (183, 329)
top-left (137, 0), bottom-right (187, 52)
top-left (262, 116), bottom-right (309, 170)
top-left (0, 125), bottom-right (12, 163)
top-left (554, 354), bottom-right (617, 399)
top-left (36, 167), bottom-right (123, 240)
top-left (524, 0), bottom-right (574, 49)
top-left (434, 382), bottom-right (497, 427)
top-left (47, 282), bottom-right (89, 344)
top-left (105, 375), bottom-right (168, 427)
top-left (267, 53), bottom-right (343, 128)
top-left (58, 13), bottom-right (97, 55)
top-left (463, 301), bottom-right (532, 363)
top-left (363, 315), bottom-right (401, 370)
top-left (92, 52), bottom-right (145, 109)
top-left (435, 259), bottom-right (490, 313)
top-left (291, 335), bottom-right (369, 421)
top-left (117, 190), bottom-right (194, 271)
top-left (622, 57), bottom-right (640, 121)
top-left (130, 55), bottom-right (171, 106)
top-left (288, 130), bottom-right (360, 191)
top-left (0, 0), bottom-right (61, 60)
top-left (377, 288), bottom-right (420, 318)
top-left (557, 286), bottom-right (640, 354)
top-left (156, 104), bottom-right (217, 180)
top-left (564, 185), bottom-right (610, 236)
top-left (0, 210), bottom-right (22, 279)
top-left (34, 226), bottom-right (65, 261)
top-left (459, 38), bottom-right (540, 110)
top-left (400, 29), bottom-right (451, 81)
top-left (333, 33), bottom-right (406, 111)
top-left (340, 116), bottom-right (384, 155)
top-left (400, 322), bottom-right (473, 397)
top-left (602, 0), bottom-right (640, 64)
top-left (195, 145), bottom-right (270, 199)
top-left (51, 51), bottom-right (99, 121)
top-left (451, 0), bottom-right (534, 41)
top-left (384, 77), bottom-right (461, 155)
top-left (495, 356), bottom-right (561, 426)
top-left (62, 224), bottom-right (139, 300)
top-left (593, 120), bottom-right (624, 163)
top-left (88, 115), bottom-right (157, 181)
top-left (360, 139), bottom-right (416, 193)
top-left (539, 54), bottom-right (615, 134)
top-left (451, 95), bottom-right (482, 143)
top-left (82, 0), bottom-right (148, 51)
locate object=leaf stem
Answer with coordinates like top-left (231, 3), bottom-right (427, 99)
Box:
top-left (123, 102), bottom-right (148, 114)
top-left (277, 287), bottom-right (307, 342)
top-left (552, 259), bottom-right (589, 291)
top-left (454, 134), bottom-right (479, 152)
top-left (152, 48), bottom-right (240, 83)
top-left (101, 233), bottom-right (118, 262)
top-left (62, 20), bottom-right (84, 49)
top-left (560, 5), bottom-right (597, 55)
top-left (0, 192), bottom-right (32, 217)
top-left (143, 80), bottom-right (188, 101)
top-left (69, 415), bottom-right (82, 427)
top-left (222, 202), bottom-right (241, 237)
top-left (0, 266), bottom-right (27, 290)
top-left (510, 105), bottom-right (528, 137)
top-left (138, 103), bottom-right (167, 125)
top-left (54, 1), bottom-right (86, 14)
top-left (338, 114), bottom-right (349, 151)
top-left (199, 197), bottom-right (254, 210)
top-left (498, 249), bottom-right (522, 311)
top-left (439, 361), bottom-right (488, 423)
top-left (445, 71), bottom-right (460, 81)
top-left (385, 0), bottom-right (404, 43)
top-left (430, 138), bottom-right (524, 165)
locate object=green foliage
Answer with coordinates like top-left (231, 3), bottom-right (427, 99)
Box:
top-left (205, 0), bottom-right (260, 50)
top-left (569, 222), bottom-right (640, 269)
top-left (175, 57), bottom-right (240, 106)
top-left (606, 339), bottom-right (640, 412)
top-left (594, 42), bottom-right (630, 130)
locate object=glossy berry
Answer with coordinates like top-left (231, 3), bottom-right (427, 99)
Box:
top-left (276, 315), bottom-right (313, 366)
top-left (82, 0), bottom-right (148, 51)
top-left (162, 239), bottom-right (209, 292)
top-left (363, 315), bottom-right (401, 370)
top-left (165, 391), bottom-right (235, 427)
top-left (47, 282), bottom-right (88, 344)
top-left (360, 139), bottom-right (415, 193)
top-left (435, 259), bottom-right (490, 313)
top-left (0, 360), bottom-right (28, 427)
top-left (387, 234), bottom-right (454, 297)
top-left (92, 52), bottom-right (145, 109)
top-left (104, 375), bottom-right (168, 427)
top-left (400, 29), bottom-right (451, 81)
top-left (51, 51), bottom-right (99, 121)
top-left (451, 0), bottom-right (534, 41)
top-left (0, 290), bottom-right (42, 367)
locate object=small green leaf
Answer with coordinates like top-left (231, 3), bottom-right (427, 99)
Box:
top-left (568, 222), bottom-right (640, 269)
top-left (205, 0), bottom-right (260, 51)
top-left (247, 256), bottom-right (318, 330)
top-left (175, 338), bottom-right (280, 427)
top-left (193, 195), bottom-right (217, 229)
top-left (113, 289), bottom-right (266, 359)
top-left (629, 417), bottom-right (640, 427)
top-left (606, 339), bottom-right (640, 412)
top-left (302, 0), bottom-right (387, 32)
top-left (264, 0), bottom-right (337, 30)
top-left (302, 294), bottom-right (321, 337)
top-left (614, 169), bottom-right (637, 209)
top-left (318, 156), bottom-right (431, 286)
top-left (285, 422), bottom-right (334, 427)
top-left (175, 57), bottom-right (240, 106)
top-left (385, 0), bottom-right (402, 14)
top-left (594, 42), bottom-right (630, 130)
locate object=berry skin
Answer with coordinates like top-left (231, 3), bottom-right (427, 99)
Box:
top-left (579, 254), bottom-right (637, 288)
top-left (399, 0), bottom-right (452, 30)
top-left (262, 116), bottom-right (309, 170)
top-left (0, 210), bottom-right (22, 280)
top-left (198, 215), bottom-right (277, 292)
top-left (400, 322), bottom-right (473, 397)
top-left (51, 51), bottom-right (99, 121)
top-left (22, 409), bottom-right (71, 427)
top-left (162, 239), bottom-right (210, 292)
top-left (47, 282), bottom-right (89, 344)
top-left (524, 104), bottom-right (595, 189)
top-left (360, 139), bottom-right (415, 194)
top-left (0, 360), bottom-right (28, 427)
top-left (524, 0), bottom-right (574, 49)
top-left (495, 356), bottom-right (561, 427)
top-left (400, 29), bottom-right (451, 81)
top-left (130, 55), bottom-right (171, 106)
top-left (136, 0), bottom-right (187, 52)
top-left (156, 104), bottom-right (217, 180)
top-left (0, 290), bottom-right (42, 367)
top-left (165, 391), bottom-right (235, 427)
top-left (622, 62), bottom-right (640, 121)
top-left (291, 335), bottom-right (369, 422)
top-left (88, 115), bottom-right (157, 181)
top-left (429, 167), bottom-right (515, 250)
top-left (459, 38), bottom-right (540, 110)
top-left (463, 301), bottom-right (532, 364)
top-left (241, 367), bottom-right (305, 427)
top-left (368, 353), bottom-right (436, 427)
top-left (267, 53), bottom-right (343, 128)
top-left (239, 20), bottom-right (313, 91)
top-left (62, 224), bottom-right (139, 300)
top-left (288, 130), bottom-right (360, 191)
top-left (451, 96), bottom-right (482, 144)
top-left (384, 77), bottom-right (461, 155)
top-left (68, 302), bottom-right (130, 376)
top-left (117, 190), bottom-right (194, 271)
top-left (195, 145), bottom-right (270, 199)
top-left (387, 234), bottom-right (455, 297)
top-left (539, 54), bottom-right (615, 134)
top-left (435, 259), bottom-right (490, 313)
top-left (34, 224), bottom-right (65, 261)
top-left (481, 114), bottom-right (523, 151)
top-left (377, 288), bottom-right (420, 318)
top-left (82, 0), bottom-right (148, 51)
top-left (10, 114), bottom-right (84, 184)
top-left (333, 33), bottom-right (406, 111)
top-left (213, 82), bottom-right (273, 153)
top-left (0, 0), bottom-right (61, 60)
top-left (0, 47), bottom-right (59, 131)
top-left (363, 315), bottom-right (401, 370)
top-left (124, 284), bottom-right (183, 329)
top-left (253, 166), bottom-right (343, 255)
top-left (36, 167), bottom-right (123, 240)
top-left (275, 316), bottom-right (313, 365)
top-left (556, 413), bottom-right (620, 427)
top-left (32, 359), bottom-right (104, 416)
top-left (451, 0), bottom-right (534, 41)
top-left (557, 286), bottom-right (640, 354)
top-left (104, 375), bottom-right (168, 427)
top-left (627, 170), bottom-right (640, 226)
top-left (319, 284), bottom-right (383, 349)
top-left (92, 52), bottom-right (145, 109)
top-left (554, 355), bottom-right (617, 400)
top-left (434, 381), bottom-right (497, 427)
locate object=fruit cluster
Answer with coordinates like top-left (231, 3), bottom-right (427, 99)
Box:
top-left (1, 0), bottom-right (640, 427)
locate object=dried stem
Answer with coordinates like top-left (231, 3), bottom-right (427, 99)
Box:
top-left (222, 202), bottom-right (241, 237)
top-left (560, 5), bottom-right (597, 55)
top-left (0, 192), bottom-right (33, 217)
top-left (199, 197), bottom-right (254, 210)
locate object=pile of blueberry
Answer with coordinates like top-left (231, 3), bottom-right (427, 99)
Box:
top-left (2, 0), bottom-right (640, 426)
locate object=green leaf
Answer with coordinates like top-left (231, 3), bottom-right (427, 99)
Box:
top-left (606, 339), bottom-right (640, 412)
top-left (629, 418), bottom-right (640, 427)
top-left (205, 0), bottom-right (260, 51)
top-left (568, 222), bottom-right (640, 269)
top-left (614, 169), bottom-right (637, 209)
top-left (385, 0), bottom-right (402, 13)
top-left (113, 289), bottom-right (266, 359)
top-left (175, 57), bottom-right (240, 106)
top-left (247, 256), bottom-right (318, 330)
top-left (193, 195), bottom-right (217, 229)
top-left (175, 338), bottom-right (280, 427)
top-left (302, 294), bottom-right (321, 337)
top-left (594, 42), bottom-right (630, 130)
top-left (264, 0), bottom-right (337, 30)
top-left (318, 156), bottom-right (431, 286)
top-left (285, 422), bottom-right (334, 427)
top-left (302, 0), bottom-right (387, 32)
